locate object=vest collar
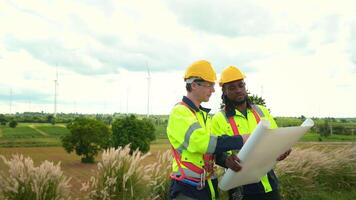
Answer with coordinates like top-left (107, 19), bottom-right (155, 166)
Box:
top-left (182, 96), bottom-right (211, 113)
top-left (225, 103), bottom-right (252, 118)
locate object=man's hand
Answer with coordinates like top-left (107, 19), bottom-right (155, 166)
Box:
top-left (225, 155), bottom-right (242, 172)
top-left (241, 134), bottom-right (249, 144)
top-left (277, 149), bottom-right (292, 161)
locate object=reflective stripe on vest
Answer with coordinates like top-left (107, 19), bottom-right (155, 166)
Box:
top-left (178, 122), bottom-right (201, 150)
top-left (176, 135), bottom-right (217, 154)
top-left (251, 105), bottom-right (265, 117)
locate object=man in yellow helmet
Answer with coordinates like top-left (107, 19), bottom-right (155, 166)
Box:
top-left (212, 66), bottom-right (291, 200)
top-left (167, 60), bottom-right (249, 200)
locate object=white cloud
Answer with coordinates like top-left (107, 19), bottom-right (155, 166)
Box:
top-left (0, 0), bottom-right (355, 117)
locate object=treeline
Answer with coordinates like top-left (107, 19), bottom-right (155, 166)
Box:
top-left (1, 112), bottom-right (355, 136)
top-left (0, 112), bottom-right (168, 125)
top-left (275, 116), bottom-right (356, 136)
top-left (61, 115), bottom-right (157, 163)
top-left (0, 112), bottom-right (118, 124)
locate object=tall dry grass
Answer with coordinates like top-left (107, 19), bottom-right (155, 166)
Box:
top-left (0, 154), bottom-right (71, 200)
top-left (276, 146), bottom-right (356, 200)
top-left (146, 150), bottom-right (171, 200)
top-left (81, 145), bottom-right (150, 199)
top-left (81, 145), bottom-right (172, 200)
top-left (2, 145), bottom-right (354, 200)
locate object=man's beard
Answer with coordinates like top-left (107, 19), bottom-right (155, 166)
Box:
top-left (223, 94), bottom-right (248, 111)
top-left (232, 95), bottom-right (248, 106)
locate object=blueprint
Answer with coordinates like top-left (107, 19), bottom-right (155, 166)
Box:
top-left (219, 118), bottom-right (314, 191)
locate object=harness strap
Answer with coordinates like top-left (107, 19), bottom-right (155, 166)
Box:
top-left (228, 117), bottom-right (240, 135)
top-left (227, 106), bottom-right (261, 135)
top-left (251, 108), bottom-right (261, 123)
top-left (170, 146), bottom-right (201, 182)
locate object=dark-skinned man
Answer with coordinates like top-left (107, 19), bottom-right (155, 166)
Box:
top-left (167, 60), bottom-right (249, 200)
top-left (212, 66), bottom-right (291, 200)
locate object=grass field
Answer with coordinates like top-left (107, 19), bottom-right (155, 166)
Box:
top-left (1, 126), bottom-right (43, 138)
top-left (1, 123), bottom-right (356, 148)
top-left (0, 123), bottom-right (69, 147)
top-left (1, 142), bottom-right (354, 199)
top-left (0, 142), bottom-right (171, 199)
top-left (301, 132), bottom-right (356, 142)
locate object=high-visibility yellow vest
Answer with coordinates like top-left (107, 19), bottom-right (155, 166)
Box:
top-left (211, 104), bottom-right (278, 193)
top-left (167, 102), bottom-right (217, 179)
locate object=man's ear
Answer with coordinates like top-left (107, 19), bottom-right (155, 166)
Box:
top-left (191, 82), bottom-right (198, 90)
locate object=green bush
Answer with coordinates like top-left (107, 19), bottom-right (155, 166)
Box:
top-left (0, 114), bottom-right (7, 125)
top-left (47, 114), bottom-right (56, 125)
top-left (61, 117), bottom-right (111, 163)
top-left (9, 120), bottom-right (18, 128)
top-left (112, 115), bottom-right (155, 153)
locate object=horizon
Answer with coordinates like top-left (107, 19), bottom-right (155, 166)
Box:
top-left (1, 111), bottom-right (355, 119)
top-left (1, 0), bottom-right (355, 118)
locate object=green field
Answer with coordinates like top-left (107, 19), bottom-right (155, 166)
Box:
top-left (301, 132), bottom-right (356, 142)
top-left (34, 125), bottom-right (69, 137)
top-left (1, 126), bottom-right (43, 138)
top-left (1, 123), bottom-right (356, 148)
top-left (0, 123), bottom-right (69, 147)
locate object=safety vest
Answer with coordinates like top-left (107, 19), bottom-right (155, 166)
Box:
top-left (167, 97), bottom-right (218, 199)
top-left (211, 104), bottom-right (278, 193)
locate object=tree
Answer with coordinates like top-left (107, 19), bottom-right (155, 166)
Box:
top-left (300, 115), bottom-right (306, 120)
top-left (248, 94), bottom-right (266, 107)
top-left (0, 114), bottom-right (7, 125)
top-left (9, 120), bottom-right (18, 128)
top-left (47, 114), bottom-right (56, 125)
top-left (61, 118), bottom-right (111, 163)
top-left (112, 115), bottom-right (156, 153)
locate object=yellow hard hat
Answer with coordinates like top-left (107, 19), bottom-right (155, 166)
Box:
top-left (219, 66), bottom-right (246, 86)
top-left (184, 60), bottom-right (217, 83)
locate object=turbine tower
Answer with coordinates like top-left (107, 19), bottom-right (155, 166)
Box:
top-left (126, 86), bottom-right (129, 115)
top-left (9, 88), bottom-right (13, 114)
top-left (54, 70), bottom-right (59, 117)
top-left (146, 62), bottom-right (151, 118)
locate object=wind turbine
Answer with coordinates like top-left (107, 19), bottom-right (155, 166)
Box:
top-left (9, 88), bottom-right (13, 114)
top-left (117, 72), bottom-right (121, 114)
top-left (126, 86), bottom-right (129, 115)
top-left (54, 70), bottom-right (59, 118)
top-left (146, 62), bottom-right (151, 118)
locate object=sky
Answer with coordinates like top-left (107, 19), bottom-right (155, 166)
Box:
top-left (0, 0), bottom-right (355, 118)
